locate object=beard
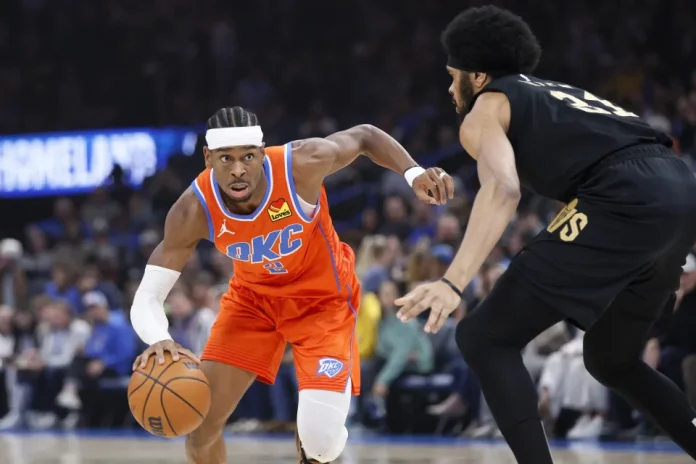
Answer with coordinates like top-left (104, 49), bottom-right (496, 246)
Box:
top-left (458, 77), bottom-right (476, 116)
top-left (454, 76), bottom-right (476, 127)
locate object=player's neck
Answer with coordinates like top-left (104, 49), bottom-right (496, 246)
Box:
top-left (220, 174), bottom-right (267, 216)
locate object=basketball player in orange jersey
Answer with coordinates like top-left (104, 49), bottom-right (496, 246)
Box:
top-left (129, 106), bottom-right (454, 464)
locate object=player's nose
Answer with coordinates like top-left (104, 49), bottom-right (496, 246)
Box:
top-left (229, 162), bottom-right (246, 178)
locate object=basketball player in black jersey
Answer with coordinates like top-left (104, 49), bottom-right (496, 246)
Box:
top-left (396, 5), bottom-right (696, 463)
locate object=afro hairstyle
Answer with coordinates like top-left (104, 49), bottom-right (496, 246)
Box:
top-left (442, 5), bottom-right (541, 78)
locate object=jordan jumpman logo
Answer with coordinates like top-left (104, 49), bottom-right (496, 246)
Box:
top-left (218, 219), bottom-right (235, 237)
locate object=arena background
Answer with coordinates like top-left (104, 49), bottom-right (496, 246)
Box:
top-left (0, 0), bottom-right (695, 462)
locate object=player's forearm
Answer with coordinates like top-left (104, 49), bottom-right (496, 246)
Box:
top-left (443, 179), bottom-right (520, 290)
top-left (131, 241), bottom-right (185, 345)
top-left (359, 125), bottom-right (419, 174)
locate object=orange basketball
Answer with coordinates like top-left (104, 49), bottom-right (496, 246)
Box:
top-left (128, 352), bottom-right (211, 438)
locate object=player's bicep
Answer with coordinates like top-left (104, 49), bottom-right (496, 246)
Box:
top-left (148, 189), bottom-right (206, 271)
top-left (461, 93), bottom-right (520, 191)
top-left (294, 125), bottom-right (371, 179)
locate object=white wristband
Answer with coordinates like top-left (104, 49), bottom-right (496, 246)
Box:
top-left (404, 166), bottom-right (426, 187)
top-left (130, 265), bottom-right (180, 345)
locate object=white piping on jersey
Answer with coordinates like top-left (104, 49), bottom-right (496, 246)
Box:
top-left (297, 194), bottom-right (318, 218)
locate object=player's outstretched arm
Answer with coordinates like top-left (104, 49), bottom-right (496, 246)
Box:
top-left (291, 125), bottom-right (455, 205)
top-left (130, 189), bottom-right (208, 367)
top-left (395, 92), bottom-right (520, 333)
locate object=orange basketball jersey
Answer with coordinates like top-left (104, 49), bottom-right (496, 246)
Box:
top-left (191, 144), bottom-right (356, 297)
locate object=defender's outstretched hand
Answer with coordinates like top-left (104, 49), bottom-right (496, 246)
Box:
top-left (395, 279), bottom-right (461, 334)
top-left (412, 168), bottom-right (455, 205)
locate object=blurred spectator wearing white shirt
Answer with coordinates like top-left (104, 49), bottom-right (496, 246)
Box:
top-left (30, 299), bottom-right (90, 429)
top-left (538, 331), bottom-right (609, 439)
top-left (0, 306), bottom-right (15, 420)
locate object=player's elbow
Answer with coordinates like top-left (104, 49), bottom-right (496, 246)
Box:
top-left (490, 176), bottom-right (521, 204)
top-left (346, 124), bottom-right (377, 151)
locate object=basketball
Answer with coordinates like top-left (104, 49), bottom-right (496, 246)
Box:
top-left (127, 352), bottom-right (211, 438)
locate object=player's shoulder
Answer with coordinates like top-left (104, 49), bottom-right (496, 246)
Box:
top-left (165, 186), bottom-right (210, 239)
top-left (285, 137), bottom-right (340, 172)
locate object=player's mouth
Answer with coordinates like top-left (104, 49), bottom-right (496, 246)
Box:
top-left (228, 183), bottom-right (250, 199)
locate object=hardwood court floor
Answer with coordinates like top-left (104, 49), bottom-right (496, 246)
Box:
top-left (0, 432), bottom-right (691, 464)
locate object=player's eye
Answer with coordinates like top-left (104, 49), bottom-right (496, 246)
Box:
top-left (244, 153), bottom-right (254, 161)
top-left (220, 155), bottom-right (230, 162)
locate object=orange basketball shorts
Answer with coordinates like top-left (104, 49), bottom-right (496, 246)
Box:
top-left (201, 277), bottom-right (361, 395)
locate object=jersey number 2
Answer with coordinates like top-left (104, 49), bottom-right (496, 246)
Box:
top-left (264, 262), bottom-right (287, 274)
top-left (550, 91), bottom-right (638, 117)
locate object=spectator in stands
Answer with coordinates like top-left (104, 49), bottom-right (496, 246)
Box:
top-left (378, 196), bottom-right (412, 241)
top-left (34, 198), bottom-right (78, 241)
top-left (56, 291), bottom-right (135, 427)
top-left (358, 235), bottom-right (398, 295)
top-left (423, 244), bottom-right (454, 282)
top-left (76, 264), bottom-right (122, 313)
top-left (167, 288), bottom-right (215, 357)
top-left (43, 263), bottom-right (80, 314)
top-left (0, 306), bottom-right (14, 420)
top-left (538, 331), bottom-right (609, 439)
top-left (81, 187), bottom-right (122, 225)
top-left (31, 299), bottom-right (90, 429)
top-left (681, 253), bottom-right (696, 409)
top-left (0, 307), bottom-right (39, 429)
top-left (0, 239), bottom-right (27, 310)
top-left (21, 226), bottom-right (54, 290)
top-left (370, 280), bottom-right (434, 401)
top-left (433, 214), bottom-right (462, 249)
top-left (353, 278), bottom-right (382, 426)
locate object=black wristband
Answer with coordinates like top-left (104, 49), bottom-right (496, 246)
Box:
top-left (440, 277), bottom-right (464, 299)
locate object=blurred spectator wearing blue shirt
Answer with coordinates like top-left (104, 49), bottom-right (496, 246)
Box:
top-left (43, 263), bottom-right (81, 314)
top-left (56, 291), bottom-right (135, 427)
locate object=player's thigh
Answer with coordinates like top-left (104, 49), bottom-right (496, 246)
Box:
top-left (202, 287), bottom-right (285, 386)
top-left (279, 284), bottom-right (360, 395)
top-left (457, 270), bottom-right (565, 354)
top-left (511, 197), bottom-right (664, 329)
top-left (584, 254), bottom-right (685, 369)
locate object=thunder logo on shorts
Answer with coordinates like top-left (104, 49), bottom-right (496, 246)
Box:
top-left (316, 358), bottom-right (345, 379)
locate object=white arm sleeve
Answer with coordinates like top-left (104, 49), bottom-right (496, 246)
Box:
top-left (130, 264), bottom-right (181, 345)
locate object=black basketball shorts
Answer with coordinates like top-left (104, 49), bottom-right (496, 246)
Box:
top-left (507, 144), bottom-right (696, 329)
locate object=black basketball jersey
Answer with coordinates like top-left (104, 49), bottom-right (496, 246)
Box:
top-left (471, 74), bottom-right (673, 202)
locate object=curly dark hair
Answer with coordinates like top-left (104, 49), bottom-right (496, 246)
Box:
top-left (441, 5), bottom-right (541, 78)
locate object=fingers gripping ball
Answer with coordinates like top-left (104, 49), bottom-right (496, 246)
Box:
top-left (128, 352), bottom-right (211, 438)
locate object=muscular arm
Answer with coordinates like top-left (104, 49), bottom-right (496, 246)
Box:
top-left (290, 124), bottom-right (419, 201)
top-left (148, 189), bottom-right (208, 270)
top-left (443, 92), bottom-right (521, 290)
top-left (130, 189), bottom-right (208, 345)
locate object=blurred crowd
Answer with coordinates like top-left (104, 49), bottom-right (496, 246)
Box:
top-left (1, 0), bottom-right (696, 443)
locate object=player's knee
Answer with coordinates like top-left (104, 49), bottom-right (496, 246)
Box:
top-left (186, 408), bottom-right (226, 451)
top-left (583, 336), bottom-right (634, 387)
top-left (297, 388), bottom-right (350, 463)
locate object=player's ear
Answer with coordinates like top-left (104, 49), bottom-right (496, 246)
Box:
top-left (474, 72), bottom-right (491, 90)
top-left (203, 146), bottom-right (213, 169)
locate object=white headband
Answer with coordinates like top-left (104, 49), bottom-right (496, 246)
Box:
top-left (206, 126), bottom-right (264, 150)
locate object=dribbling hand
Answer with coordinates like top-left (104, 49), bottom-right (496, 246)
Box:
top-left (133, 339), bottom-right (201, 370)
